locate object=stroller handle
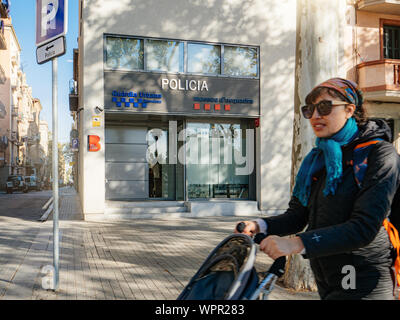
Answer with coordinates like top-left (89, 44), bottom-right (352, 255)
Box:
top-left (254, 233), bottom-right (287, 278)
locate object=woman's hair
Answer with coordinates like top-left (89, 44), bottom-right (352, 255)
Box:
top-left (305, 87), bottom-right (368, 126)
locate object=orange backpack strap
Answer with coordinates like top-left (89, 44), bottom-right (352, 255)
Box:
top-left (354, 139), bottom-right (383, 150)
top-left (352, 139), bottom-right (384, 188)
top-left (383, 218), bottom-right (400, 298)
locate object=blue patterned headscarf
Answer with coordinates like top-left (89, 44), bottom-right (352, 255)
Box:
top-left (310, 78), bottom-right (364, 108)
top-left (293, 78), bottom-right (363, 206)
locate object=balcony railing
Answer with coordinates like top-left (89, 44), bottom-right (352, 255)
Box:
top-left (356, 59), bottom-right (400, 102)
top-left (357, 0), bottom-right (400, 14)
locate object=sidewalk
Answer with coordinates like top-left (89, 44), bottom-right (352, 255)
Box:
top-left (0, 187), bottom-right (319, 300)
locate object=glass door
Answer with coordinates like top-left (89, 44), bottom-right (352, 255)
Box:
top-left (147, 126), bottom-right (176, 200)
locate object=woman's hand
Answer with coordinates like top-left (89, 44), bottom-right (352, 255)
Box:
top-left (259, 235), bottom-right (304, 259)
top-left (234, 221), bottom-right (260, 236)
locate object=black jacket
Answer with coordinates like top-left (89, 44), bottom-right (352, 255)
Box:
top-left (263, 119), bottom-right (400, 299)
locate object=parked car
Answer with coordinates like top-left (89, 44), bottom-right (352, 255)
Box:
top-left (6, 175), bottom-right (28, 193)
top-left (25, 175), bottom-right (40, 191)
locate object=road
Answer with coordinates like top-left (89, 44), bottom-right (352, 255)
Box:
top-left (0, 189), bottom-right (52, 221)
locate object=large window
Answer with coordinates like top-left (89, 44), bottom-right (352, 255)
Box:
top-left (104, 35), bottom-right (259, 78)
top-left (186, 121), bottom-right (253, 199)
top-left (224, 46), bottom-right (258, 77)
top-left (105, 37), bottom-right (144, 70)
top-left (146, 39), bottom-right (184, 72)
top-left (187, 43), bottom-right (221, 75)
top-left (383, 25), bottom-right (400, 59)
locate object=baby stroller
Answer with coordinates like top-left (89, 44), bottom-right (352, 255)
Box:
top-left (177, 228), bottom-right (286, 300)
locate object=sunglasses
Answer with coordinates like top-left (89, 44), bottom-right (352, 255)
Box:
top-left (301, 100), bottom-right (350, 119)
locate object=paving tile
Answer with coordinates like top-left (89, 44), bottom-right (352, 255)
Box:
top-left (0, 187), bottom-right (320, 300)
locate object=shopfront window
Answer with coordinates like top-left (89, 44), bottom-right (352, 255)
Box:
top-left (146, 39), bottom-right (184, 72)
top-left (186, 122), bottom-right (253, 199)
top-left (105, 37), bottom-right (144, 70)
top-left (224, 46), bottom-right (258, 77)
top-left (187, 43), bottom-right (221, 75)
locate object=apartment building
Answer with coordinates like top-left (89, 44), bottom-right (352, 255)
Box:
top-left (0, 7), bottom-right (49, 189)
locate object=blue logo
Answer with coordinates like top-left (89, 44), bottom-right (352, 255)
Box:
top-left (112, 90), bottom-right (162, 109)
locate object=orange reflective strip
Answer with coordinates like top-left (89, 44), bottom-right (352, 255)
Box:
top-left (383, 218), bottom-right (400, 295)
top-left (354, 140), bottom-right (381, 150)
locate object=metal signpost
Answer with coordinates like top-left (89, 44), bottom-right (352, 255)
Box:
top-left (35, 0), bottom-right (68, 291)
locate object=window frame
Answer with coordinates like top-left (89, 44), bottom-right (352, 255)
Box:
top-left (380, 18), bottom-right (400, 61)
top-left (103, 33), bottom-right (260, 79)
top-left (223, 45), bottom-right (259, 78)
top-left (144, 38), bottom-right (184, 73)
top-left (186, 42), bottom-right (222, 76)
top-left (104, 35), bottom-right (145, 71)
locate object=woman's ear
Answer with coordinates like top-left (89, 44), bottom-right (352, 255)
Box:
top-left (345, 104), bottom-right (356, 119)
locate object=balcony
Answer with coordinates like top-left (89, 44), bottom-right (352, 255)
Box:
top-left (357, 0), bottom-right (400, 14)
top-left (357, 59), bottom-right (400, 102)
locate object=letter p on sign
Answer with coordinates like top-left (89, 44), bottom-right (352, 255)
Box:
top-left (36, 0), bottom-right (68, 46)
top-left (41, 0), bottom-right (59, 37)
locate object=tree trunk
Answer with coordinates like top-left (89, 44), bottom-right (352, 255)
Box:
top-left (283, 0), bottom-right (348, 291)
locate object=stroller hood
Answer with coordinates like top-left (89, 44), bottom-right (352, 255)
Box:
top-left (177, 233), bottom-right (257, 300)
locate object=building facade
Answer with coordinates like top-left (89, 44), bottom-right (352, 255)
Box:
top-left (74, 0), bottom-right (297, 218)
top-left (0, 10), bottom-right (11, 186)
top-left (351, 0), bottom-right (400, 151)
top-left (0, 14), bottom-right (22, 187)
top-left (38, 119), bottom-right (49, 184)
top-left (0, 11), bottom-right (49, 189)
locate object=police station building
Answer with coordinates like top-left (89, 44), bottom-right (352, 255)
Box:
top-left (75, 0), bottom-right (297, 219)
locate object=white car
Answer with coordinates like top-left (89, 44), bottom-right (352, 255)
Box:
top-left (25, 175), bottom-right (40, 191)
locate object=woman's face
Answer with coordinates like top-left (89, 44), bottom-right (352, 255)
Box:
top-left (309, 92), bottom-right (356, 138)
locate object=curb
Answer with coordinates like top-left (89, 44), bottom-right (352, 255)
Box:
top-left (39, 197), bottom-right (54, 222)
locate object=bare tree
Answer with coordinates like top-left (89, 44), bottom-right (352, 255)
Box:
top-left (282, 0), bottom-right (348, 291)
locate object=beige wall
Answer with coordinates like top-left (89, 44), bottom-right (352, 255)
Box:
top-left (356, 11), bottom-right (400, 63)
top-left (80, 0), bottom-right (297, 214)
top-left (355, 9), bottom-right (400, 152)
top-left (39, 121), bottom-right (49, 157)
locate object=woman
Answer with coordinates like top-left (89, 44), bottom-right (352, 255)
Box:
top-left (237, 78), bottom-right (400, 300)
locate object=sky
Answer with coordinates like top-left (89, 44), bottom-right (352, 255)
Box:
top-left (11, 0), bottom-right (79, 143)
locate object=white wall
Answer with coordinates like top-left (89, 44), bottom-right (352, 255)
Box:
top-left (80, 0), bottom-right (297, 214)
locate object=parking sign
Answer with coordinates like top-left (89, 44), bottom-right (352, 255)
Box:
top-left (36, 0), bottom-right (68, 46)
top-left (71, 138), bottom-right (79, 152)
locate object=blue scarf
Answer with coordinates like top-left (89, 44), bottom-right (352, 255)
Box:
top-left (293, 117), bottom-right (359, 206)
